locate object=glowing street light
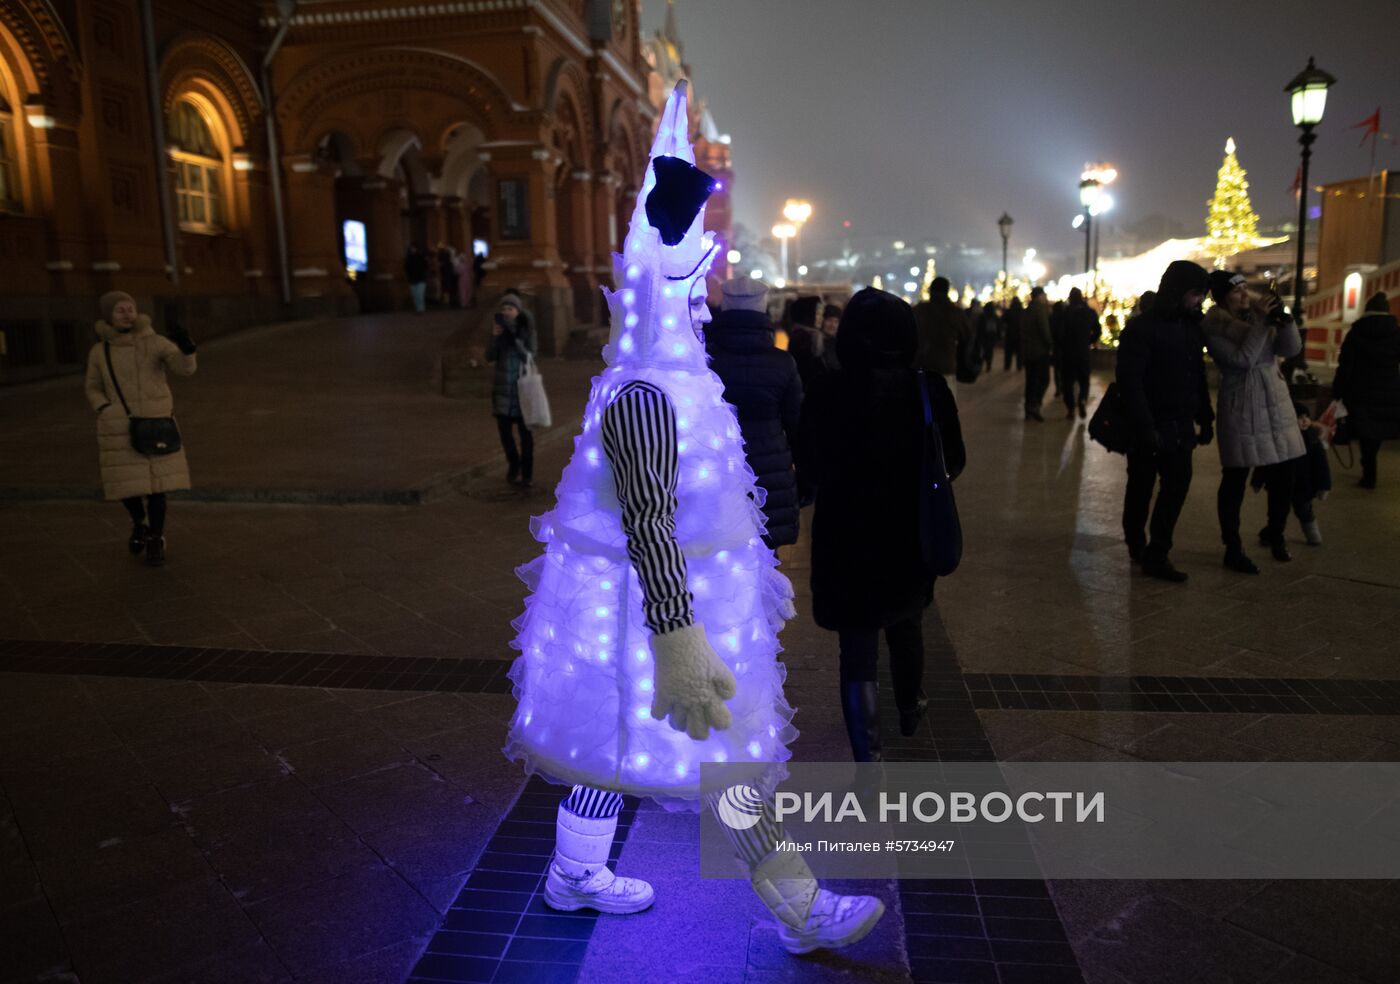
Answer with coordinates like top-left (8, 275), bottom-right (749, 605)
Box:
top-left (782, 199), bottom-right (812, 281)
top-left (726, 249), bottom-right (742, 265)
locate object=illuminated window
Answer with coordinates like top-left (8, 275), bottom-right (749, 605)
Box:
top-left (0, 95), bottom-right (18, 213)
top-left (167, 99), bottom-right (224, 232)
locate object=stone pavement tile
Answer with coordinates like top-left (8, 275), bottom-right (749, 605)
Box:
top-left (140, 613), bottom-right (247, 645)
top-left (234, 609), bottom-right (338, 643)
top-left (1123, 725), bottom-right (1277, 762)
top-left (278, 733), bottom-right (417, 787)
top-left (354, 693), bottom-right (488, 741)
top-left (243, 694), bottom-right (382, 747)
top-left (1227, 715), bottom-right (1391, 761)
top-left (360, 809), bottom-right (498, 913)
top-left (205, 681), bottom-right (340, 721)
top-left (1258, 954), bottom-right (1371, 984)
top-left (9, 777), bottom-right (177, 861)
top-left (63, 877), bottom-right (260, 984)
top-left (37, 826), bottom-right (213, 919)
top-left (297, 938), bottom-right (426, 984)
top-left (253, 628), bottom-right (377, 655)
top-left (2, 895), bottom-right (75, 983)
top-left (244, 862), bottom-right (440, 978)
top-left (1224, 881), bottom-right (1400, 982)
top-left (106, 704), bottom-right (257, 765)
top-left (1072, 892), bottom-right (1291, 984)
top-left (94, 680), bottom-right (222, 723)
top-left (0, 808), bottom-right (42, 903)
top-left (152, 939), bottom-right (293, 984)
top-left (178, 776), bottom-right (329, 848)
top-left (314, 760), bottom-right (472, 835)
top-left (1006, 734), bottom-right (1141, 762)
top-left (198, 808), bottom-right (379, 906)
top-left (143, 738), bottom-right (286, 802)
top-left (0, 739), bottom-right (150, 811)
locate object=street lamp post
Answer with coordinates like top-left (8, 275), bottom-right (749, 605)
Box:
top-left (997, 212), bottom-right (1013, 301)
top-left (1078, 178), bottom-right (1099, 278)
top-left (1285, 56), bottom-right (1336, 375)
top-left (782, 199), bottom-right (812, 281)
top-left (772, 222), bottom-right (796, 284)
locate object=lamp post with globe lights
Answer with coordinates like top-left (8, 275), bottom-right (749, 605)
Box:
top-left (997, 212), bottom-right (1013, 301)
top-left (772, 222), bottom-right (796, 285)
top-left (1284, 56), bottom-right (1336, 374)
top-left (782, 199), bottom-right (812, 280)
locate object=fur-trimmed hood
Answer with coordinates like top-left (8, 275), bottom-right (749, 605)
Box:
top-left (94, 314), bottom-right (155, 344)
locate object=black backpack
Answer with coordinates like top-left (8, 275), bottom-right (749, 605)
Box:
top-left (1088, 382), bottom-right (1132, 454)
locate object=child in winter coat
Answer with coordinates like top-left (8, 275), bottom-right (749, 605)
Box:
top-left (1252, 401), bottom-right (1330, 545)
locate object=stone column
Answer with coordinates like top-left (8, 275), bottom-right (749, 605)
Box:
top-left (564, 168), bottom-right (598, 324)
top-left (362, 174), bottom-right (406, 311)
top-left (478, 142), bottom-right (571, 356)
top-left (282, 153), bottom-right (353, 312)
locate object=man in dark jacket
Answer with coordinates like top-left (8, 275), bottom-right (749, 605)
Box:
top-left (913, 277), bottom-right (972, 395)
top-left (707, 278), bottom-right (804, 547)
top-left (1116, 260), bottom-right (1215, 582)
top-left (1332, 291), bottom-right (1400, 488)
top-left (1060, 288), bottom-right (1100, 419)
top-left (788, 295), bottom-right (836, 394)
top-left (1020, 287), bottom-right (1054, 420)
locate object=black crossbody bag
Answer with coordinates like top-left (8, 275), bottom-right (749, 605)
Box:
top-left (104, 342), bottom-right (182, 456)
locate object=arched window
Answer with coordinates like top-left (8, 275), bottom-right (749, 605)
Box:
top-left (0, 91), bottom-right (19, 213)
top-left (167, 98), bottom-right (224, 232)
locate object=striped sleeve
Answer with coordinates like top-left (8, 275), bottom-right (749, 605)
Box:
top-left (601, 381), bottom-right (694, 635)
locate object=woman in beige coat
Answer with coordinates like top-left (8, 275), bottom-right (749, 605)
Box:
top-left (83, 291), bottom-right (197, 565)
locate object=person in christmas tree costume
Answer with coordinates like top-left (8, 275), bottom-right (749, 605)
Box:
top-left (501, 82), bottom-right (885, 955)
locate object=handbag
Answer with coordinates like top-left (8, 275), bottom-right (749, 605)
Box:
top-left (1088, 381), bottom-right (1132, 454)
top-left (517, 353), bottom-right (552, 429)
top-left (917, 370), bottom-right (962, 577)
top-left (1319, 398), bottom-right (1353, 468)
top-left (104, 342), bottom-right (182, 456)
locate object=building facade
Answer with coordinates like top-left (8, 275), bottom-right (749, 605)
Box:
top-left (0, 0), bottom-right (656, 381)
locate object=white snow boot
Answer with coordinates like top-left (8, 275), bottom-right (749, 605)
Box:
top-left (749, 841), bottom-right (885, 954)
top-left (543, 803), bottom-right (655, 914)
top-left (1303, 518), bottom-right (1322, 545)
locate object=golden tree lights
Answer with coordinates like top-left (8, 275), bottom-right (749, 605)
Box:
top-left (1203, 138), bottom-right (1261, 268)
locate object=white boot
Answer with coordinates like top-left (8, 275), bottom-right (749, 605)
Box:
top-left (749, 842), bottom-right (885, 954)
top-left (1303, 518), bottom-right (1322, 545)
top-left (543, 803), bottom-right (654, 914)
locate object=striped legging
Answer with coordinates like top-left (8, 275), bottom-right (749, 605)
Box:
top-left (562, 784), bottom-right (784, 868)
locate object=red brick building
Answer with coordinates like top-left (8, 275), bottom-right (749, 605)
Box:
top-left (0, 0), bottom-right (656, 381)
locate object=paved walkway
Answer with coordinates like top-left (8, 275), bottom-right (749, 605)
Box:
top-left (1, 317), bottom-right (1398, 984)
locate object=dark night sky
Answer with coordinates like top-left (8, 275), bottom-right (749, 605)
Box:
top-left (639, 0), bottom-right (1399, 270)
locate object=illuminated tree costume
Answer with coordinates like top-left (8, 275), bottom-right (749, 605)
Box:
top-left (501, 82), bottom-right (884, 953)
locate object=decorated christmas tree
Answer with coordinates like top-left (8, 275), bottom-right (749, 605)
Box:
top-left (1203, 137), bottom-right (1260, 268)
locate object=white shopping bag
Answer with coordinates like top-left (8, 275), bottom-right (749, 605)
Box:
top-left (518, 355), bottom-right (552, 429)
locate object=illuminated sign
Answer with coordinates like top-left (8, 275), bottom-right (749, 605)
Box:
top-left (343, 220), bottom-right (368, 274)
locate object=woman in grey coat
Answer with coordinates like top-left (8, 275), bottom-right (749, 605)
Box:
top-left (486, 292), bottom-right (536, 485)
top-left (1202, 272), bottom-right (1304, 570)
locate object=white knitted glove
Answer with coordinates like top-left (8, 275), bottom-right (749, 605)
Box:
top-left (649, 622), bottom-right (738, 741)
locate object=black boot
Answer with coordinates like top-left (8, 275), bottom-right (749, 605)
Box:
top-left (839, 681), bottom-right (883, 762)
top-left (145, 534), bottom-right (166, 567)
top-left (128, 522), bottom-right (148, 555)
top-left (1223, 547), bottom-right (1260, 574)
top-left (1258, 528), bottom-right (1291, 563)
top-left (898, 694), bottom-right (928, 738)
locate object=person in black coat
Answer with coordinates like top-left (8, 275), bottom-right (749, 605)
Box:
top-left (1331, 291), bottom-right (1400, 488)
top-left (788, 295), bottom-right (838, 394)
top-left (706, 278), bottom-right (803, 547)
top-left (798, 287), bottom-right (965, 763)
top-left (1002, 296), bottom-right (1023, 371)
top-left (1115, 260), bottom-right (1215, 582)
top-left (1060, 288), bottom-right (1099, 419)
